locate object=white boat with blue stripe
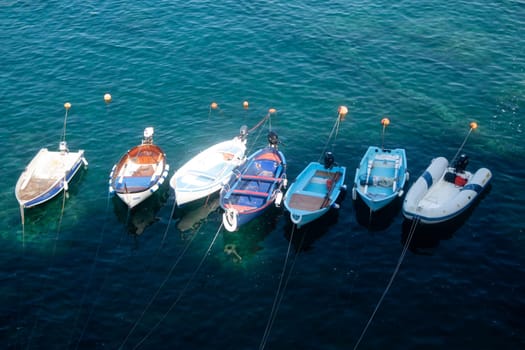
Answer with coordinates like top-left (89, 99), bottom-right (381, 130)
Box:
top-left (402, 155), bottom-right (491, 224)
top-left (16, 143), bottom-right (87, 209)
top-left (15, 102), bottom-right (88, 210)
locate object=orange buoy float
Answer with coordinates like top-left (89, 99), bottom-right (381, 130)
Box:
top-left (210, 102), bottom-right (218, 110)
top-left (64, 102), bottom-right (71, 110)
top-left (338, 105), bottom-right (348, 117)
top-left (243, 101), bottom-right (249, 109)
top-left (381, 117), bottom-right (390, 126)
top-left (104, 93), bottom-right (112, 103)
top-left (269, 108), bottom-right (276, 114)
top-left (470, 121), bottom-right (478, 130)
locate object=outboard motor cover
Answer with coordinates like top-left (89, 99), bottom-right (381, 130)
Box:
top-left (454, 154), bottom-right (469, 173)
top-left (324, 151), bottom-right (335, 169)
top-left (268, 131), bottom-right (279, 148)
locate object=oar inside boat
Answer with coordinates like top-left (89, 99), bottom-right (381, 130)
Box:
top-left (283, 107), bottom-right (348, 227)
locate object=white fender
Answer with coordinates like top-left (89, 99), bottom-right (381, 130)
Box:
top-left (290, 213), bottom-right (302, 225)
top-left (275, 190), bottom-right (283, 207)
top-left (223, 208), bottom-right (238, 232)
top-left (404, 157), bottom-right (448, 212)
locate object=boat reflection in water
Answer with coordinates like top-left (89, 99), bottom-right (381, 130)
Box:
top-left (175, 194), bottom-right (221, 239)
top-left (112, 181), bottom-right (169, 235)
top-left (353, 193), bottom-right (403, 231)
top-left (222, 206), bottom-right (280, 263)
top-left (17, 167), bottom-right (87, 243)
top-left (283, 204), bottom-right (341, 253)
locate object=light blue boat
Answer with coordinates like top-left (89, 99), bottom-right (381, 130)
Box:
top-left (284, 152), bottom-right (346, 227)
top-left (352, 146), bottom-right (408, 212)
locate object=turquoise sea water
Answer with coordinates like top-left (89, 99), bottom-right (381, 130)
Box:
top-left (1, 1), bottom-right (524, 349)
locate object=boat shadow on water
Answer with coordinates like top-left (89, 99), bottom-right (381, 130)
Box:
top-left (353, 193), bottom-right (403, 231)
top-left (173, 193), bottom-right (222, 238)
top-left (112, 181), bottom-right (169, 235)
top-left (283, 206), bottom-right (341, 253)
top-left (222, 206), bottom-right (281, 263)
top-left (401, 184), bottom-right (492, 253)
top-left (19, 166), bottom-right (88, 234)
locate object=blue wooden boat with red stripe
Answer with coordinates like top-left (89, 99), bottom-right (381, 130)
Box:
top-left (220, 132), bottom-right (287, 232)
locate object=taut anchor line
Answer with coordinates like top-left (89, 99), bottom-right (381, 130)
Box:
top-left (248, 108), bottom-right (277, 134)
top-left (450, 121), bottom-right (478, 166)
top-left (318, 105), bottom-right (349, 162)
top-left (121, 223), bottom-right (224, 350)
top-left (352, 216), bottom-right (420, 350)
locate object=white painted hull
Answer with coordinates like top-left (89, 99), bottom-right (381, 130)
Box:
top-left (116, 190), bottom-right (156, 209)
top-left (109, 143), bottom-right (169, 209)
top-left (402, 157), bottom-right (492, 224)
top-left (171, 137), bottom-right (246, 206)
top-left (15, 148), bottom-right (87, 208)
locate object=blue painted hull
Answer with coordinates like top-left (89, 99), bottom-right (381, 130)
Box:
top-left (353, 146), bottom-right (408, 212)
top-left (284, 162), bottom-right (346, 227)
top-left (220, 147), bottom-right (286, 232)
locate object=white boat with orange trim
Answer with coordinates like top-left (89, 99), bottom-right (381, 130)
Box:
top-left (109, 127), bottom-right (169, 208)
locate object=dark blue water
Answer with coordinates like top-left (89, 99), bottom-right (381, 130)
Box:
top-left (1, 1), bottom-right (524, 349)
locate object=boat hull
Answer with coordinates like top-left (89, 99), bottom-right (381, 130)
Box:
top-left (15, 148), bottom-right (87, 208)
top-left (171, 137), bottom-right (246, 206)
top-left (109, 143), bottom-right (169, 209)
top-left (284, 162), bottom-right (346, 227)
top-left (402, 157), bottom-right (492, 224)
top-left (352, 146), bottom-right (408, 212)
top-left (220, 147), bottom-right (286, 232)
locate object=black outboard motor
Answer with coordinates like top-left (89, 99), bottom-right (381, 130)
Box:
top-left (454, 154), bottom-right (469, 173)
top-left (324, 151), bottom-right (335, 169)
top-left (268, 131), bottom-right (279, 148)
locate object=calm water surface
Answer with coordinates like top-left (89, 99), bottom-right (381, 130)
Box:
top-left (1, 1), bottom-right (524, 349)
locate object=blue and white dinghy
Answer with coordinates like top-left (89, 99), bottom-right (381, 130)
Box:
top-left (109, 127), bottom-right (169, 209)
top-left (170, 126), bottom-right (248, 206)
top-left (352, 118), bottom-right (408, 212)
top-left (402, 154), bottom-right (491, 224)
top-left (402, 122), bottom-right (492, 224)
top-left (15, 102), bottom-right (88, 210)
top-left (284, 152), bottom-right (346, 227)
